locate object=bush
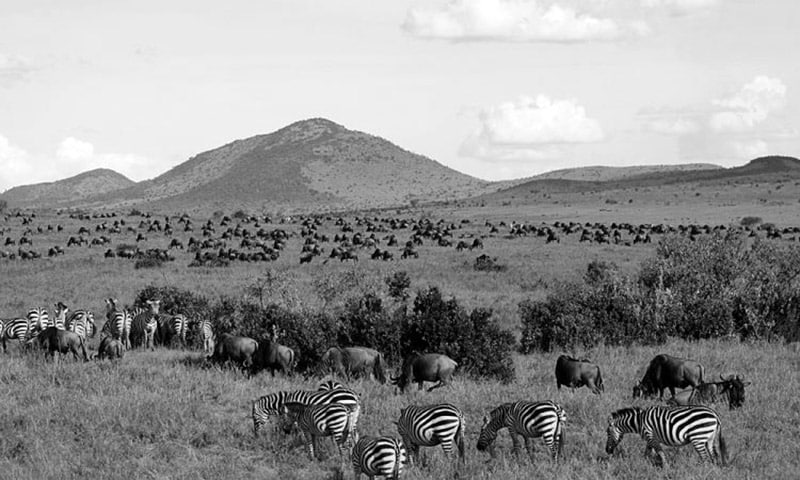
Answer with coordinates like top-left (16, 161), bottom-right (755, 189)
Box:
top-left (385, 271), bottom-right (411, 302)
top-left (402, 287), bottom-right (515, 382)
top-left (740, 216), bottom-right (763, 227)
top-left (134, 257), bottom-right (164, 269)
top-left (473, 254), bottom-right (507, 272)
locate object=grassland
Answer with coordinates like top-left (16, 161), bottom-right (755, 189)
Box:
top-left (2, 179), bottom-right (800, 479)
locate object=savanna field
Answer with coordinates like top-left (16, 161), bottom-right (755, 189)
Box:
top-left (2, 193), bottom-right (800, 480)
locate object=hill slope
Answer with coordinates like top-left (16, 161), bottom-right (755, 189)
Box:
top-left (0, 168), bottom-right (134, 207)
top-left (531, 163), bottom-right (722, 182)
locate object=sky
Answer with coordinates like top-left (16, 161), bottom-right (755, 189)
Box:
top-left (1, 0), bottom-right (799, 191)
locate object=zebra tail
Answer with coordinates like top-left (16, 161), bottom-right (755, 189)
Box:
top-left (718, 429), bottom-right (729, 466)
top-left (556, 406), bottom-right (567, 460)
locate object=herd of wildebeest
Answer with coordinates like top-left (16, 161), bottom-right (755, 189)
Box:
top-left (0, 207), bottom-right (768, 477)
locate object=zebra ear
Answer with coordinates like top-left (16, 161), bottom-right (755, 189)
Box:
top-left (481, 416), bottom-right (488, 427)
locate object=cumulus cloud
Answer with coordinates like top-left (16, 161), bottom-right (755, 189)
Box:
top-left (460, 95), bottom-right (604, 162)
top-left (403, 0), bottom-right (646, 42)
top-left (641, 0), bottom-right (721, 15)
top-left (0, 135), bottom-right (156, 191)
top-left (643, 117), bottom-right (701, 135)
top-left (0, 53), bottom-right (37, 86)
top-left (709, 76), bottom-right (787, 133)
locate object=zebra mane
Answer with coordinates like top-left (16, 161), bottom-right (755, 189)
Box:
top-left (610, 407), bottom-right (641, 419)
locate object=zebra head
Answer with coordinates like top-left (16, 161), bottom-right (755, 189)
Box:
top-left (605, 408), bottom-right (642, 455)
top-left (476, 404), bottom-right (508, 452)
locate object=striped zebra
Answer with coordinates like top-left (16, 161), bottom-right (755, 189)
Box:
top-left (279, 402), bottom-right (356, 461)
top-left (129, 300), bottom-right (160, 350)
top-left (102, 298), bottom-right (131, 349)
top-left (252, 387), bottom-right (361, 437)
top-left (193, 318), bottom-right (215, 354)
top-left (352, 435), bottom-right (407, 480)
top-left (318, 379), bottom-right (344, 391)
top-left (605, 405), bottom-right (727, 467)
top-left (394, 403), bottom-right (465, 465)
top-left (27, 307), bottom-right (49, 332)
top-left (65, 310), bottom-right (97, 340)
top-left (53, 302), bottom-right (69, 329)
top-left (159, 313), bottom-right (188, 347)
top-left (476, 400), bottom-right (566, 462)
top-left (1, 317), bottom-right (31, 352)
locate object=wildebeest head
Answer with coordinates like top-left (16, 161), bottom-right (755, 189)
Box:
top-left (632, 380), bottom-right (655, 399)
top-left (279, 403), bottom-right (304, 434)
top-left (721, 374), bottom-right (750, 409)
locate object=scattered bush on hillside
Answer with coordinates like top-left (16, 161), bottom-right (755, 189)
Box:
top-left (134, 257), bottom-right (164, 269)
top-left (0, 200), bottom-right (7, 214)
top-left (473, 254), bottom-right (507, 272)
top-left (385, 271), bottom-right (411, 302)
top-left (741, 216), bottom-right (763, 227)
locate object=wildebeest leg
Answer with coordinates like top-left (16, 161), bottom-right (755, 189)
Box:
top-left (418, 380), bottom-right (424, 391)
top-left (668, 386), bottom-right (677, 400)
top-left (427, 381), bottom-right (445, 392)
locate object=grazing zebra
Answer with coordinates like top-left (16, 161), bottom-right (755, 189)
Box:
top-left (395, 403), bottom-right (465, 465)
top-left (477, 400), bottom-right (566, 462)
top-left (53, 302), bottom-right (69, 329)
top-left (279, 402), bottom-right (356, 461)
top-left (102, 298), bottom-right (131, 349)
top-left (605, 405), bottom-right (727, 467)
top-left (65, 310), bottom-right (97, 340)
top-left (129, 300), bottom-right (160, 350)
top-left (252, 387), bottom-right (361, 437)
top-left (352, 436), bottom-right (407, 480)
top-left (1, 317), bottom-right (32, 352)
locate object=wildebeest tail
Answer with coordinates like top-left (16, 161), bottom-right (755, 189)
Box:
top-left (718, 428), bottom-right (728, 466)
top-left (596, 366), bottom-right (604, 393)
top-left (374, 352), bottom-right (387, 384)
top-left (456, 411), bottom-right (466, 461)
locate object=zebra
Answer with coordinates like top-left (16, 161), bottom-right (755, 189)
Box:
top-left (1, 317), bottom-right (32, 352)
top-left (102, 298), bottom-right (131, 349)
top-left (605, 405), bottom-right (727, 467)
top-left (476, 400), bottom-right (566, 462)
top-left (252, 387), bottom-right (361, 437)
top-left (159, 313), bottom-right (188, 346)
top-left (394, 403), bottom-right (465, 466)
top-left (129, 299), bottom-right (160, 350)
top-left (53, 302), bottom-right (69, 329)
top-left (27, 307), bottom-right (49, 332)
top-left (279, 402), bottom-right (356, 461)
top-left (351, 435), bottom-right (407, 480)
top-left (65, 310), bottom-right (97, 341)
top-left (192, 318), bottom-right (215, 354)
top-left (318, 379), bottom-right (345, 391)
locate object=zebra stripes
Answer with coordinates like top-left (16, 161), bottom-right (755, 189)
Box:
top-left (53, 302), bottom-right (69, 329)
top-left (318, 379), bottom-right (344, 391)
top-left (27, 307), bottom-right (49, 332)
top-left (103, 298), bottom-right (131, 349)
top-left (1, 317), bottom-right (31, 352)
top-left (165, 314), bottom-right (188, 346)
top-left (477, 400), bottom-right (566, 462)
top-left (395, 403), bottom-right (465, 464)
top-left (252, 387), bottom-right (361, 437)
top-left (129, 300), bottom-right (160, 350)
top-left (352, 435), bottom-right (407, 480)
top-left (196, 318), bottom-right (214, 354)
top-left (605, 405), bottom-right (727, 467)
top-left (65, 310), bottom-right (96, 340)
top-left (279, 402), bottom-right (356, 460)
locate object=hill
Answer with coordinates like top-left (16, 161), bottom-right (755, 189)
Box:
top-left (530, 163), bottom-right (722, 182)
top-left (0, 168), bottom-right (134, 207)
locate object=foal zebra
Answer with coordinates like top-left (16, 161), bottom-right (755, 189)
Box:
top-left (252, 387), bottom-right (361, 437)
top-left (352, 436), bottom-right (407, 480)
top-left (279, 402), bottom-right (356, 461)
top-left (605, 405), bottom-right (727, 467)
top-left (65, 310), bottom-right (96, 340)
top-left (477, 400), bottom-right (566, 462)
top-left (395, 403), bottom-right (465, 465)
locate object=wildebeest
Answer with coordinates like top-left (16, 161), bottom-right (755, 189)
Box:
top-left (321, 346), bottom-right (387, 384)
top-left (209, 333), bottom-right (258, 369)
top-left (555, 355), bottom-right (604, 394)
top-left (633, 354), bottom-right (705, 400)
top-left (30, 327), bottom-right (89, 362)
top-left (252, 340), bottom-right (295, 376)
top-left (93, 336), bottom-right (125, 360)
top-left (390, 352), bottom-right (457, 393)
top-left (667, 374), bottom-right (750, 410)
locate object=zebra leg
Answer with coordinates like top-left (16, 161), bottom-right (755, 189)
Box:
top-left (510, 432), bottom-right (522, 457)
top-left (524, 436), bottom-right (535, 462)
top-left (691, 438), bottom-right (712, 463)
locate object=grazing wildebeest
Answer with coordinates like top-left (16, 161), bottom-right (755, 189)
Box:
top-left (31, 327), bottom-right (89, 362)
top-left (322, 346), bottom-right (387, 384)
top-left (390, 352), bottom-right (457, 393)
top-left (633, 354), bottom-right (705, 400)
top-left (667, 374), bottom-right (750, 410)
top-left (252, 340), bottom-right (295, 376)
top-left (94, 336), bottom-right (125, 360)
top-left (209, 333), bottom-right (258, 369)
top-left (555, 355), bottom-right (604, 394)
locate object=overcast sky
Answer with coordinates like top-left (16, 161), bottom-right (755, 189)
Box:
top-left (1, 0), bottom-right (798, 191)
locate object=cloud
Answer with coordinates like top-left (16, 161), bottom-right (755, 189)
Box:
top-left (460, 95), bottom-right (604, 161)
top-left (643, 117), bottom-right (702, 135)
top-left (403, 0), bottom-right (646, 42)
top-left (0, 135), bottom-right (156, 191)
top-left (641, 0), bottom-right (721, 15)
top-left (0, 53), bottom-right (37, 86)
top-left (709, 76), bottom-right (787, 133)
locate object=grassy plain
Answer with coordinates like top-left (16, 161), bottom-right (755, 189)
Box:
top-left (1, 177), bottom-right (800, 479)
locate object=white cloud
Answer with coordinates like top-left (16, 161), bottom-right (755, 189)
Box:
top-left (0, 53), bottom-right (37, 86)
top-left (403, 0), bottom-right (645, 42)
top-left (730, 139), bottom-right (768, 159)
top-left (644, 117), bottom-right (701, 135)
top-left (641, 0), bottom-right (721, 15)
top-left (460, 95), bottom-right (604, 161)
top-left (709, 76), bottom-right (787, 133)
top-left (0, 135), bottom-right (156, 191)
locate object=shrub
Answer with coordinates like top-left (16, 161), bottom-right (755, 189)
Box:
top-left (473, 254), bottom-right (507, 272)
top-left (385, 271), bottom-right (411, 302)
top-left (740, 216), bottom-right (763, 227)
top-left (134, 257), bottom-right (163, 269)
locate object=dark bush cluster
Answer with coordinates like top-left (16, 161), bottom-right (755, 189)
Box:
top-left (473, 254), bottom-right (507, 272)
top-left (519, 233), bottom-right (800, 353)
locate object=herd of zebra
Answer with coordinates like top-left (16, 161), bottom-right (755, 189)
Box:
top-left (252, 362), bottom-right (737, 478)
top-left (0, 300), bottom-right (214, 358)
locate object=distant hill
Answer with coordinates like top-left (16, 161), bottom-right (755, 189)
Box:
top-left (531, 163), bottom-right (722, 182)
top-left (68, 118), bottom-right (495, 213)
top-left (0, 168), bottom-right (134, 207)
